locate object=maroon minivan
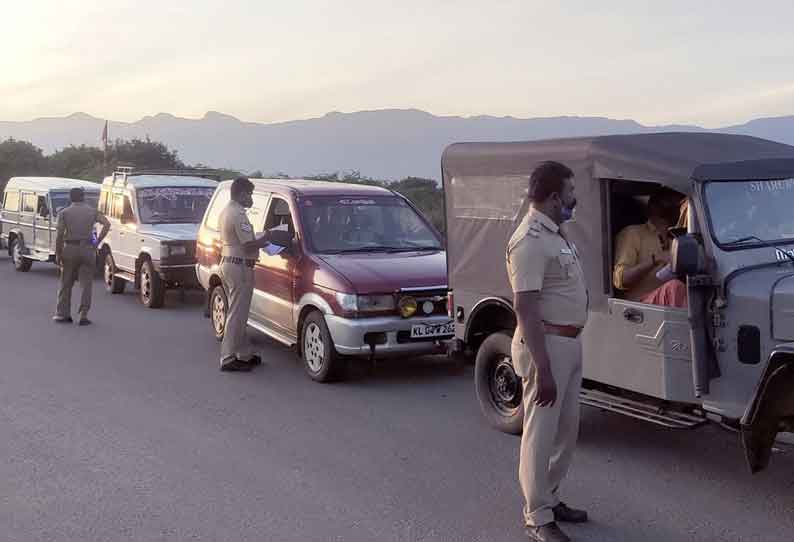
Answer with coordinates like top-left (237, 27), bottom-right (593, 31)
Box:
top-left (196, 179), bottom-right (454, 382)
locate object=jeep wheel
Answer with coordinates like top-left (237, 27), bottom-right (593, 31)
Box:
top-left (475, 331), bottom-right (524, 435)
top-left (301, 311), bottom-right (345, 382)
top-left (104, 253), bottom-right (125, 294)
top-left (139, 260), bottom-right (165, 309)
top-left (11, 239), bottom-right (32, 272)
top-left (210, 284), bottom-right (228, 342)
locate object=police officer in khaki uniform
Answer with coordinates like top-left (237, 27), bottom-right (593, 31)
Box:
top-left (218, 177), bottom-right (273, 372)
top-left (507, 162), bottom-right (589, 542)
top-left (54, 187), bottom-right (111, 325)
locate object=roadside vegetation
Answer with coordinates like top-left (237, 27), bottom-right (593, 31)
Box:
top-left (0, 138), bottom-right (445, 233)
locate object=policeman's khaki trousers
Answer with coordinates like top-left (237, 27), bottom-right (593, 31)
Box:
top-left (56, 245), bottom-right (96, 319)
top-left (220, 261), bottom-right (255, 366)
top-left (518, 335), bottom-right (583, 527)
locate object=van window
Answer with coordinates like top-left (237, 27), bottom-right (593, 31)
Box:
top-left (248, 193), bottom-right (270, 231)
top-left (264, 197), bottom-right (294, 234)
top-left (99, 190), bottom-right (109, 214)
top-left (3, 190), bottom-right (20, 212)
top-left (36, 196), bottom-right (49, 217)
top-left (112, 193), bottom-right (125, 220)
top-left (22, 193), bottom-right (37, 214)
top-left (204, 187), bottom-right (231, 231)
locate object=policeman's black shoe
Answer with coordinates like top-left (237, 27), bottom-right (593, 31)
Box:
top-left (78, 318), bottom-right (92, 326)
top-left (241, 355), bottom-right (262, 367)
top-left (220, 360), bottom-right (253, 372)
top-left (553, 502), bottom-right (588, 524)
top-left (526, 522), bottom-right (571, 542)
top-left (53, 316), bottom-right (73, 324)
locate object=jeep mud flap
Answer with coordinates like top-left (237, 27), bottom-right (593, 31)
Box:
top-left (740, 351), bottom-right (794, 473)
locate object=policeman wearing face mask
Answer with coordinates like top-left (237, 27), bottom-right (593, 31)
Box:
top-left (217, 177), bottom-right (273, 372)
top-left (506, 161), bottom-right (590, 542)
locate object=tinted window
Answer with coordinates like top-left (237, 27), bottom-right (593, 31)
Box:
top-left (36, 196), bottom-right (48, 216)
top-left (248, 193), bottom-right (270, 231)
top-left (205, 187), bottom-right (231, 231)
top-left (3, 191), bottom-right (20, 212)
top-left (300, 196), bottom-right (441, 253)
top-left (22, 193), bottom-right (37, 214)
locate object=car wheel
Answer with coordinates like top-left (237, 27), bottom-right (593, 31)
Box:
top-left (301, 311), bottom-right (345, 382)
top-left (475, 331), bottom-right (524, 435)
top-left (210, 284), bottom-right (228, 342)
top-left (11, 239), bottom-right (32, 272)
top-left (139, 259), bottom-right (165, 309)
top-left (104, 252), bottom-right (125, 294)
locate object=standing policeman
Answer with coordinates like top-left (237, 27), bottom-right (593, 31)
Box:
top-left (218, 177), bottom-right (273, 372)
top-left (506, 162), bottom-right (589, 542)
top-left (54, 187), bottom-right (111, 325)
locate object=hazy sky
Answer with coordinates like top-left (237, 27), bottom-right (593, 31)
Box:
top-left (1, 1), bottom-right (792, 127)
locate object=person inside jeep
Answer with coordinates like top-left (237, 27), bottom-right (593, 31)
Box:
top-left (613, 190), bottom-right (688, 308)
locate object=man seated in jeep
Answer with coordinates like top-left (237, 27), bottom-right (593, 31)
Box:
top-left (613, 190), bottom-right (687, 307)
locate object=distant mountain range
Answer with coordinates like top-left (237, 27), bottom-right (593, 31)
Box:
top-left (1, 109), bottom-right (793, 180)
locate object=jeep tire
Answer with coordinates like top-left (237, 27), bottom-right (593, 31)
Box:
top-left (475, 331), bottom-right (524, 435)
top-left (139, 259), bottom-right (165, 309)
top-left (104, 252), bottom-right (125, 294)
top-left (10, 239), bottom-right (32, 272)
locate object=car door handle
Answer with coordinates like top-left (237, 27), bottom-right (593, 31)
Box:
top-left (623, 307), bottom-right (644, 324)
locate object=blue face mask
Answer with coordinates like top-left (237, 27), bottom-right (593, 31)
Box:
top-left (560, 197), bottom-right (577, 222)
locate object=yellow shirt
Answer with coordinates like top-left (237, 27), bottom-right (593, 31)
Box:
top-left (613, 222), bottom-right (666, 301)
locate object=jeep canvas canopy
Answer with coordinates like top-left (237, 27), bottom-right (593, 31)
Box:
top-left (442, 133), bottom-right (794, 309)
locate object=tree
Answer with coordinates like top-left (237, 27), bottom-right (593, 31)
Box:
top-left (0, 139), bottom-right (48, 192)
top-left (111, 137), bottom-right (184, 170)
top-left (48, 145), bottom-right (105, 182)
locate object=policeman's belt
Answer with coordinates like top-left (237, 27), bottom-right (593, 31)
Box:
top-left (64, 239), bottom-right (91, 245)
top-left (221, 256), bottom-right (256, 268)
top-left (542, 322), bottom-right (582, 338)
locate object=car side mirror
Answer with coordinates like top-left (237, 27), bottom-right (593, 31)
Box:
top-left (672, 234), bottom-right (705, 276)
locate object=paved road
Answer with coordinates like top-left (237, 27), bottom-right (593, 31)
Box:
top-left (0, 254), bottom-right (792, 542)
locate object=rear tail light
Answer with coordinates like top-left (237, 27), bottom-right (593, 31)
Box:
top-left (447, 292), bottom-right (454, 319)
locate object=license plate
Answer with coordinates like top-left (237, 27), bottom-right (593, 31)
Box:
top-left (410, 321), bottom-right (455, 339)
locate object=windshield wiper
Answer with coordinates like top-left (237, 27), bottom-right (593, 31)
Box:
top-left (724, 235), bottom-right (794, 264)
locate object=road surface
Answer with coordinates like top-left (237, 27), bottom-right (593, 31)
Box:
top-left (0, 254), bottom-right (792, 542)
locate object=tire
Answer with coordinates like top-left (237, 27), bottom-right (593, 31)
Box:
top-left (103, 252), bottom-right (126, 294)
top-left (10, 239), bottom-right (32, 272)
top-left (301, 311), bottom-right (346, 382)
top-left (139, 259), bottom-right (165, 309)
top-left (209, 284), bottom-right (228, 342)
top-left (474, 331), bottom-right (524, 435)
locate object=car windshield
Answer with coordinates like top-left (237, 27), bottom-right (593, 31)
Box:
top-left (50, 192), bottom-right (99, 214)
top-left (706, 179), bottom-right (794, 247)
top-left (136, 187), bottom-right (215, 224)
top-left (300, 195), bottom-right (441, 253)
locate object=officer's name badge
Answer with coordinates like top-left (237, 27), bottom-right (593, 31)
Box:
top-left (560, 248), bottom-right (573, 255)
top-left (240, 223), bottom-right (253, 233)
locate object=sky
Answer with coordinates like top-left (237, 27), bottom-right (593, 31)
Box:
top-left (1, 0), bottom-right (793, 128)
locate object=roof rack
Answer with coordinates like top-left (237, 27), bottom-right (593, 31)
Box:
top-left (111, 166), bottom-right (221, 183)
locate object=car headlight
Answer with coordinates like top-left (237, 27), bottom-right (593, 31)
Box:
top-left (335, 293), bottom-right (396, 313)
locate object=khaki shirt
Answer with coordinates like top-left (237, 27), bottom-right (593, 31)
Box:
top-left (219, 201), bottom-right (257, 258)
top-left (612, 222), bottom-right (666, 301)
top-left (56, 202), bottom-right (109, 246)
top-left (506, 207), bottom-right (589, 329)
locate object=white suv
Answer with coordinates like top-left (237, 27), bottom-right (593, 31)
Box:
top-left (98, 167), bottom-right (218, 308)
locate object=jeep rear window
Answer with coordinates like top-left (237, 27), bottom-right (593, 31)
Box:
top-left (137, 187), bottom-right (215, 224)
